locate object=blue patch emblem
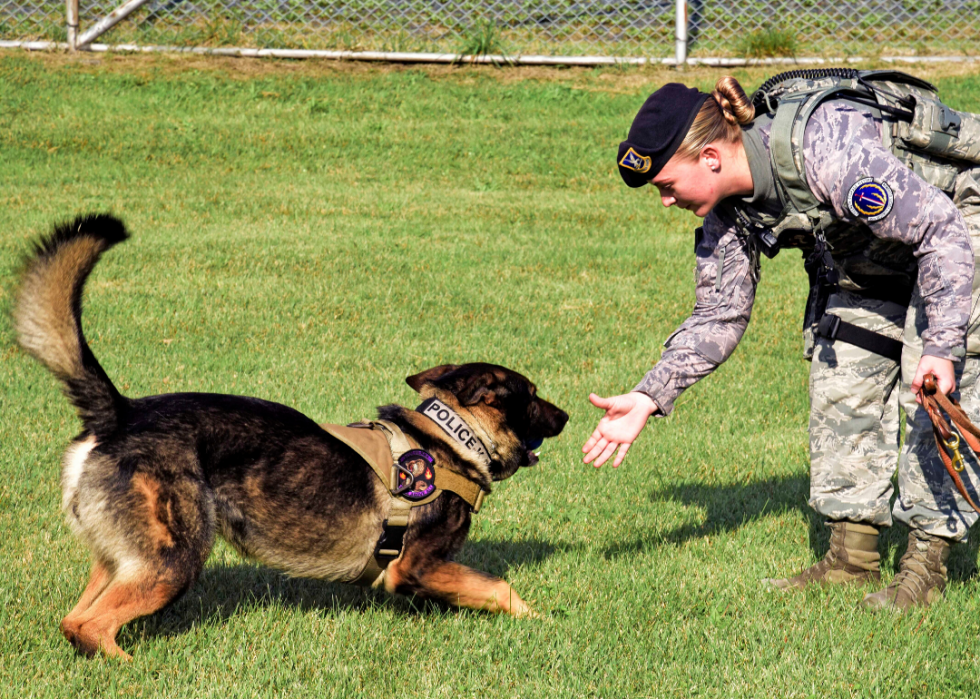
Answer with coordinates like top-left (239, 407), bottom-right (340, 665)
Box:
top-left (847, 178), bottom-right (894, 222)
top-left (619, 147), bottom-right (652, 174)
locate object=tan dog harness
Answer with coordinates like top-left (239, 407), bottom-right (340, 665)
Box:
top-left (320, 406), bottom-right (489, 587)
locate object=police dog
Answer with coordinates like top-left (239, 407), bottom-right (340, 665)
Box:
top-left (14, 214), bottom-right (568, 660)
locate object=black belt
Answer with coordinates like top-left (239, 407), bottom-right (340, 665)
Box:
top-left (816, 314), bottom-right (903, 362)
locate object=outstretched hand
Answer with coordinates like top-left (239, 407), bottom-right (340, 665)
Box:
top-left (582, 392), bottom-right (659, 468)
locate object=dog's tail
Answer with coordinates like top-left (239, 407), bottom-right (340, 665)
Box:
top-left (15, 214), bottom-right (130, 437)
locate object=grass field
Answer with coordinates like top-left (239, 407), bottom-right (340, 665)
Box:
top-left (3, 53), bottom-right (980, 697)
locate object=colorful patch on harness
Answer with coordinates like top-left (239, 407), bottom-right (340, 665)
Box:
top-left (847, 178), bottom-right (894, 222)
top-left (619, 147), bottom-right (652, 174)
top-left (397, 449), bottom-right (436, 500)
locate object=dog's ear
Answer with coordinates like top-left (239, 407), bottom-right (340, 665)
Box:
top-left (406, 364), bottom-right (459, 392)
top-left (458, 375), bottom-right (498, 406)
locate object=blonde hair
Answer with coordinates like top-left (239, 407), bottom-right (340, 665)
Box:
top-left (674, 76), bottom-right (755, 162)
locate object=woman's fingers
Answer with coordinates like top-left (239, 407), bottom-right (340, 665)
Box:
top-left (911, 357), bottom-right (956, 403)
top-left (612, 441), bottom-right (631, 468)
top-left (582, 426), bottom-right (604, 454)
top-left (594, 440), bottom-right (618, 468)
top-left (583, 392), bottom-right (651, 466)
top-left (588, 393), bottom-right (613, 410)
top-left (583, 437), bottom-right (609, 465)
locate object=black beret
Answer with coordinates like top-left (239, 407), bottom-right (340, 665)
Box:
top-left (617, 84), bottom-right (710, 188)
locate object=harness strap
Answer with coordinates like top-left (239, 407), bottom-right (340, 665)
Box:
top-left (319, 418), bottom-right (489, 587)
top-left (372, 419), bottom-right (487, 511)
top-left (320, 421), bottom-right (486, 511)
top-left (816, 314), bottom-right (903, 362)
top-left (919, 374), bottom-right (980, 515)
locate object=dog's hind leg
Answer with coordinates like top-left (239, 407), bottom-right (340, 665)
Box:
top-left (63, 467), bottom-right (215, 659)
top-left (388, 559), bottom-right (537, 618)
top-left (63, 569), bottom-right (186, 660)
top-left (61, 559), bottom-right (112, 642)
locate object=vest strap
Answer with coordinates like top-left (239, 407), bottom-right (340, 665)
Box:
top-left (770, 93), bottom-right (821, 213)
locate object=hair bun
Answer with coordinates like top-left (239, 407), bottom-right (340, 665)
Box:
top-left (711, 90), bottom-right (739, 125)
top-left (713, 77), bottom-right (755, 125)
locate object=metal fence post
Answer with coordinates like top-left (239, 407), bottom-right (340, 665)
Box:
top-left (675, 0), bottom-right (687, 69)
top-left (66, 0), bottom-right (79, 49)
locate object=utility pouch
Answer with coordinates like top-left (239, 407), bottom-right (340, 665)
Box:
top-left (901, 95), bottom-right (980, 165)
top-left (754, 228), bottom-right (781, 259)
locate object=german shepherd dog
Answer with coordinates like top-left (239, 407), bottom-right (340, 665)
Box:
top-left (14, 215), bottom-right (568, 660)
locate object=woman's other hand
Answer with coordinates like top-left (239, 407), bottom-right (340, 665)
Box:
top-left (911, 355), bottom-right (956, 402)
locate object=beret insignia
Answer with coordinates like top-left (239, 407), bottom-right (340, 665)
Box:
top-left (619, 147), bottom-right (652, 174)
top-left (847, 178), bottom-right (894, 222)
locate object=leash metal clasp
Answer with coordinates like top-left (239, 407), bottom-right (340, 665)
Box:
top-left (944, 433), bottom-right (966, 472)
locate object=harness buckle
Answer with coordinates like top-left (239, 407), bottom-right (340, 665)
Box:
top-left (375, 521), bottom-right (407, 559)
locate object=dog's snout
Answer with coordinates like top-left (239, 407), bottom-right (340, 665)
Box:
top-left (534, 399), bottom-right (568, 437)
top-left (551, 408), bottom-right (569, 436)
top-left (555, 409), bottom-right (569, 432)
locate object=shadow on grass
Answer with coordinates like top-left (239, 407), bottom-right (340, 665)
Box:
top-left (601, 473), bottom-right (979, 582)
top-left (124, 536), bottom-right (564, 643)
top-left (602, 473), bottom-right (813, 559)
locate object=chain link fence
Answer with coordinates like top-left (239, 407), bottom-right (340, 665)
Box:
top-left (1, 0), bottom-right (978, 58)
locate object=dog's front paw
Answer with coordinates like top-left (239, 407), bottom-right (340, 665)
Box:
top-left (509, 599), bottom-right (541, 619)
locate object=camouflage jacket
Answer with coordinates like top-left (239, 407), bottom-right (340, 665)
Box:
top-left (634, 99), bottom-right (975, 416)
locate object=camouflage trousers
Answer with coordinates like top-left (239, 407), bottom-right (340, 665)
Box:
top-left (809, 170), bottom-right (980, 542)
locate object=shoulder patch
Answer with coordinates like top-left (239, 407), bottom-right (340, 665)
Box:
top-left (847, 178), bottom-right (894, 222)
top-left (619, 147), bottom-right (652, 174)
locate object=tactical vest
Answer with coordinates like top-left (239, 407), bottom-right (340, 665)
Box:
top-left (727, 68), bottom-right (980, 356)
top-left (320, 406), bottom-right (489, 588)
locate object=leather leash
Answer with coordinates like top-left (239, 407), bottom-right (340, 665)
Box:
top-left (919, 373), bottom-right (980, 514)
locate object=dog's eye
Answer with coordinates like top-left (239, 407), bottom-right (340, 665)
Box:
top-left (528, 401), bottom-right (540, 421)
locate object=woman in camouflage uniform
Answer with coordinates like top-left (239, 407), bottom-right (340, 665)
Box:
top-left (583, 76), bottom-right (980, 610)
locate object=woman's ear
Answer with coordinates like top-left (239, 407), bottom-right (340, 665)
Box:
top-left (700, 144), bottom-right (722, 172)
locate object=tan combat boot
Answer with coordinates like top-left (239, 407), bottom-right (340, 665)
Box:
top-left (764, 521), bottom-right (881, 590)
top-left (860, 529), bottom-right (950, 611)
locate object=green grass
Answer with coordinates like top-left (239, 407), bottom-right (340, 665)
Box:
top-left (2, 54), bottom-right (980, 697)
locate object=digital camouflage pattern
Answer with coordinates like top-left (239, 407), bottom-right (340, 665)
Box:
top-left (810, 169), bottom-right (980, 541)
top-left (807, 290), bottom-right (906, 527)
top-left (633, 100), bottom-right (980, 540)
top-left (632, 222), bottom-right (760, 415)
top-left (635, 100), bottom-right (973, 408)
top-left (802, 101), bottom-right (974, 359)
top-left (892, 171), bottom-right (980, 540)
